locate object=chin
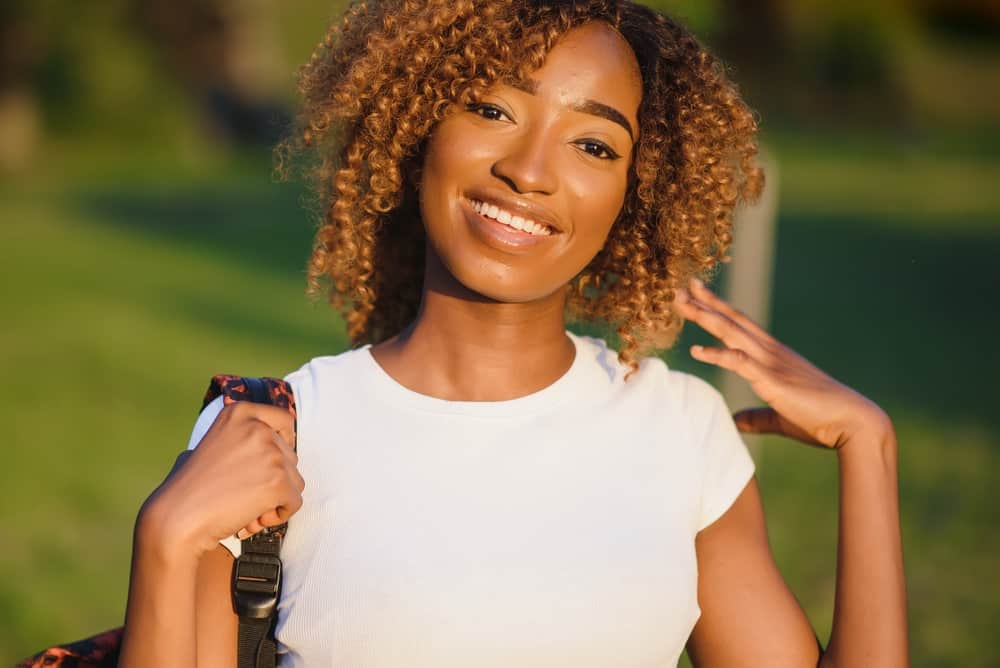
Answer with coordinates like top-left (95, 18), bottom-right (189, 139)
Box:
top-left (450, 263), bottom-right (565, 305)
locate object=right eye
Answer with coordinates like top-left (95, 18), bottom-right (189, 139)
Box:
top-left (467, 103), bottom-right (511, 122)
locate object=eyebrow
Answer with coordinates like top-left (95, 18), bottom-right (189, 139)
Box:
top-left (509, 78), bottom-right (635, 141)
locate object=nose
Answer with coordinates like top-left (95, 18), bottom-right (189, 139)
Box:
top-left (490, 128), bottom-right (559, 195)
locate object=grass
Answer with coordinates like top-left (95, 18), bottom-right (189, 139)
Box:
top-left (3, 133), bottom-right (999, 665)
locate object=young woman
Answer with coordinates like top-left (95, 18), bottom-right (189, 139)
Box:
top-left (119, 1), bottom-right (907, 665)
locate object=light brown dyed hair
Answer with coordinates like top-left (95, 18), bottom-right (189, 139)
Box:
top-left (278, 0), bottom-right (763, 374)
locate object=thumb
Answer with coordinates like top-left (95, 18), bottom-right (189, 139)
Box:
top-left (732, 407), bottom-right (783, 435)
top-left (732, 407), bottom-right (825, 447)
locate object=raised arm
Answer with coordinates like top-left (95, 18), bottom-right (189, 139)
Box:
top-left (676, 278), bottom-right (908, 667)
top-left (118, 402), bottom-right (303, 667)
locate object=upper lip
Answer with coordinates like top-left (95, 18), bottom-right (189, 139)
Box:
top-left (464, 189), bottom-right (565, 234)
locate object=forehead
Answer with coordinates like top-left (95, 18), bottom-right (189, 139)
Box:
top-left (524, 21), bottom-right (642, 115)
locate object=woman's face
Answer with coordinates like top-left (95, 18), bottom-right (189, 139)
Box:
top-left (419, 21), bottom-right (642, 303)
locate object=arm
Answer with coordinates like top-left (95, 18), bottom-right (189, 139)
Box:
top-left (688, 478), bottom-right (820, 666)
top-left (194, 545), bottom-right (240, 665)
top-left (118, 402), bottom-right (302, 667)
top-left (822, 423), bottom-right (907, 666)
top-left (119, 519), bottom-right (238, 667)
top-left (118, 505), bottom-right (201, 668)
top-left (677, 278), bottom-right (908, 667)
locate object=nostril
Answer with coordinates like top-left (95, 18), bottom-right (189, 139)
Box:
top-left (490, 164), bottom-right (521, 194)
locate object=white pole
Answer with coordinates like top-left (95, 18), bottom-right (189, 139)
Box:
top-left (721, 149), bottom-right (779, 456)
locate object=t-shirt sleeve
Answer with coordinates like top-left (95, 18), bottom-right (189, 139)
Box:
top-left (681, 375), bottom-right (756, 531)
top-left (186, 395), bottom-right (242, 558)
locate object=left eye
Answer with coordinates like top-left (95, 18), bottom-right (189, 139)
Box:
top-left (578, 141), bottom-right (619, 160)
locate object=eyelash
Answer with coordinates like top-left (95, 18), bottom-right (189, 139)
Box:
top-left (467, 103), bottom-right (510, 122)
top-left (577, 140), bottom-right (620, 161)
top-left (466, 103), bottom-right (621, 161)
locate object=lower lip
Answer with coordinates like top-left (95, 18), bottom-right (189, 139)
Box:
top-left (461, 200), bottom-right (556, 252)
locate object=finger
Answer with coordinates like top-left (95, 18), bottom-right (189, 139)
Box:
top-left (269, 470), bottom-right (305, 523)
top-left (269, 429), bottom-right (298, 466)
top-left (225, 402), bottom-right (296, 450)
top-left (290, 466), bottom-right (305, 494)
top-left (732, 407), bottom-right (824, 447)
top-left (732, 407), bottom-right (783, 434)
top-left (238, 518), bottom-right (266, 540)
top-left (256, 509), bottom-right (287, 528)
top-left (688, 278), bottom-right (772, 341)
top-left (676, 290), bottom-right (765, 357)
top-left (690, 345), bottom-right (765, 383)
top-left (274, 499), bottom-right (301, 523)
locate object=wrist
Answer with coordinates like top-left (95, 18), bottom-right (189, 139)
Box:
top-left (135, 494), bottom-right (210, 566)
top-left (836, 392), bottom-right (893, 442)
top-left (837, 406), bottom-right (897, 460)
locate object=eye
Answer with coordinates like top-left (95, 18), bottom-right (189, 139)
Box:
top-left (467, 103), bottom-right (511, 122)
top-left (577, 140), bottom-right (620, 161)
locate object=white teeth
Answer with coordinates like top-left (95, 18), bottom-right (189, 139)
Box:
top-left (470, 199), bottom-right (552, 236)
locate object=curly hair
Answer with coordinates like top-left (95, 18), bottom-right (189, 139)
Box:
top-left (278, 0), bottom-right (763, 375)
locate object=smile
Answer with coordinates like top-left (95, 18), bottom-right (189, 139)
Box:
top-left (470, 199), bottom-right (554, 236)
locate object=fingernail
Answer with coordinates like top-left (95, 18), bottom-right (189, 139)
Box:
top-left (691, 345), bottom-right (703, 355)
top-left (691, 277), bottom-right (704, 289)
top-left (237, 529), bottom-right (249, 540)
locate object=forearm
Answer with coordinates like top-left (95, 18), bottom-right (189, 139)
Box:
top-left (820, 421), bottom-right (908, 667)
top-left (118, 503), bottom-right (200, 668)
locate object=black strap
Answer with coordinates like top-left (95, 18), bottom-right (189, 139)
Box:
top-left (234, 530), bottom-right (285, 668)
top-left (238, 619), bottom-right (277, 668)
top-left (204, 375), bottom-right (295, 668)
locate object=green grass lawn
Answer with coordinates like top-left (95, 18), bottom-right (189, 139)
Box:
top-left (3, 135), bottom-right (998, 666)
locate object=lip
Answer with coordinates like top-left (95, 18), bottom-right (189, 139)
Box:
top-left (464, 189), bottom-right (565, 234)
top-left (460, 197), bottom-right (557, 253)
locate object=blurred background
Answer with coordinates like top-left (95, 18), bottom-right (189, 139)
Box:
top-left (2, 0), bottom-right (997, 665)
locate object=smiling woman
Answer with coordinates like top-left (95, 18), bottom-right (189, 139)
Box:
top-left (418, 22), bottom-right (641, 308)
top-left (110, 1), bottom-right (908, 667)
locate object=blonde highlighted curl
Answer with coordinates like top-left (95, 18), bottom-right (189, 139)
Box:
top-left (277, 0), bottom-right (763, 375)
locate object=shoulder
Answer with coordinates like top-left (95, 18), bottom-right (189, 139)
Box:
top-left (640, 360), bottom-right (733, 444)
top-left (277, 345), bottom-right (373, 427)
top-left (576, 333), bottom-right (728, 422)
top-left (575, 334), bottom-right (737, 453)
top-left (281, 345), bottom-right (371, 396)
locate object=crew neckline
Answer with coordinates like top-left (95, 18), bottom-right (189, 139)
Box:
top-left (360, 331), bottom-right (592, 416)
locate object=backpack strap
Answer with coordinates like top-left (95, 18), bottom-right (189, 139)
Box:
top-left (203, 375), bottom-right (297, 668)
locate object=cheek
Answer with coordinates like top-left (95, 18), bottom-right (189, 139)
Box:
top-left (417, 133), bottom-right (461, 243)
top-left (565, 170), bottom-right (630, 255)
top-left (418, 124), bottom-right (487, 228)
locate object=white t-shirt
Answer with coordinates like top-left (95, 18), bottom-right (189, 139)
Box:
top-left (188, 331), bottom-right (755, 667)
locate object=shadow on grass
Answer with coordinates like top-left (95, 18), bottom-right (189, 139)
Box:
top-left (71, 179), bottom-right (317, 282)
top-left (68, 180), bottom-right (349, 352)
top-left (74, 183), bottom-right (999, 430)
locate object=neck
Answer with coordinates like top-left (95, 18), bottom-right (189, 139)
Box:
top-left (369, 248), bottom-right (575, 401)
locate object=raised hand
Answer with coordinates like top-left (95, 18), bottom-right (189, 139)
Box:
top-left (674, 278), bottom-right (892, 449)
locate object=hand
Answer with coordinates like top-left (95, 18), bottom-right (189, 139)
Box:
top-left (140, 401), bottom-right (305, 557)
top-left (675, 278), bottom-right (892, 449)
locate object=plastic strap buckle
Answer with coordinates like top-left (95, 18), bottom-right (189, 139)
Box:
top-left (232, 552), bottom-right (282, 620)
